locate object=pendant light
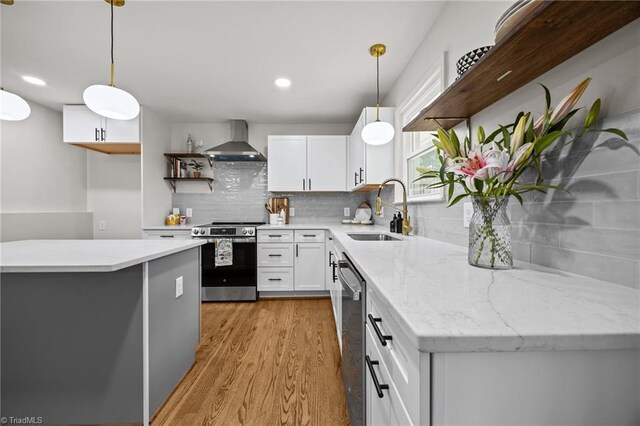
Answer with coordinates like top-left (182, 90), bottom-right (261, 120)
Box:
top-left (0, 88), bottom-right (31, 121)
top-left (83, 0), bottom-right (139, 120)
top-left (361, 44), bottom-right (394, 146)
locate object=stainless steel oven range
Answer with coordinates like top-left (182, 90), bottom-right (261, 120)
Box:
top-left (191, 222), bottom-right (264, 302)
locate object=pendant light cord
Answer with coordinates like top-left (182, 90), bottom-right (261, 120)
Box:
top-left (376, 52), bottom-right (380, 121)
top-left (110, 0), bottom-right (115, 87)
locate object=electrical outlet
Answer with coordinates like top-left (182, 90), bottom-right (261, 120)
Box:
top-left (186, 208), bottom-right (193, 218)
top-left (98, 220), bottom-right (106, 231)
top-left (463, 203), bottom-right (473, 228)
top-left (344, 207), bottom-right (350, 217)
top-left (172, 207), bottom-right (180, 215)
top-left (290, 207), bottom-right (295, 217)
top-left (175, 276), bottom-right (183, 298)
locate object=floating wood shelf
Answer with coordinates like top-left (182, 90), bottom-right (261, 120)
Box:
top-left (164, 152), bottom-right (213, 167)
top-left (72, 143), bottom-right (141, 155)
top-left (163, 177), bottom-right (214, 192)
top-left (403, 0), bottom-right (640, 132)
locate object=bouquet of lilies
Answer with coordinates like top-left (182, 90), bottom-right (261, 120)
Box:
top-left (416, 78), bottom-right (628, 206)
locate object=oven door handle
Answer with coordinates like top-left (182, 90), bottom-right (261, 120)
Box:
top-left (206, 237), bottom-right (256, 243)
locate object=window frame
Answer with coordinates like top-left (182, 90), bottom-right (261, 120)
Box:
top-left (397, 53), bottom-right (446, 203)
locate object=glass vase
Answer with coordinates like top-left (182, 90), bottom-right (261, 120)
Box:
top-left (468, 196), bottom-right (513, 269)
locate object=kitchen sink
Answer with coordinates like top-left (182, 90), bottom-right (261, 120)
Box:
top-left (347, 233), bottom-right (402, 241)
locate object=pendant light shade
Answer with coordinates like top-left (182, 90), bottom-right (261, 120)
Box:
top-left (362, 120), bottom-right (394, 146)
top-left (83, 84), bottom-right (140, 120)
top-left (0, 89), bottom-right (31, 121)
top-left (362, 43), bottom-right (394, 146)
top-left (84, 0), bottom-right (139, 120)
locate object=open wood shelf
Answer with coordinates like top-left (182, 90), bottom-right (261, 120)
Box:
top-left (163, 177), bottom-right (214, 192)
top-left (403, 0), bottom-right (640, 132)
top-left (164, 152), bottom-right (213, 167)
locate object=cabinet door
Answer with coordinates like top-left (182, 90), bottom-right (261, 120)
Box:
top-left (307, 136), bottom-right (347, 191)
top-left (104, 116), bottom-right (140, 143)
top-left (268, 136), bottom-right (308, 191)
top-left (63, 105), bottom-right (103, 143)
top-left (294, 243), bottom-right (325, 290)
top-left (348, 110), bottom-right (366, 190)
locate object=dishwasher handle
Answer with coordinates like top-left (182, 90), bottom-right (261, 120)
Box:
top-left (338, 260), bottom-right (361, 301)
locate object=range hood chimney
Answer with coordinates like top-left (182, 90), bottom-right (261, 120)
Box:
top-left (203, 120), bottom-right (266, 162)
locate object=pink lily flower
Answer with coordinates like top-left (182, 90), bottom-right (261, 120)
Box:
top-left (447, 147), bottom-right (512, 187)
top-left (549, 78), bottom-right (591, 125)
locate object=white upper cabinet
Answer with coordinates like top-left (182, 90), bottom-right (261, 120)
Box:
top-left (267, 136), bottom-right (308, 191)
top-left (347, 107), bottom-right (395, 191)
top-left (307, 136), bottom-right (347, 192)
top-left (63, 105), bottom-right (140, 144)
top-left (267, 135), bottom-right (347, 192)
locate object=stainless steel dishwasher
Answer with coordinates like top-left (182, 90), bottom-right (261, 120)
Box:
top-left (339, 253), bottom-right (366, 426)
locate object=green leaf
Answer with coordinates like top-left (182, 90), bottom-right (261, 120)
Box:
top-left (484, 127), bottom-right (504, 144)
top-left (539, 83), bottom-right (551, 109)
top-left (501, 126), bottom-right (511, 151)
top-left (549, 108), bottom-right (580, 133)
top-left (584, 98), bottom-right (601, 128)
top-left (477, 126), bottom-right (485, 143)
top-left (448, 178), bottom-right (455, 200)
top-left (449, 129), bottom-right (461, 156)
top-left (448, 193), bottom-right (468, 207)
top-left (601, 128), bottom-right (628, 140)
top-left (474, 179), bottom-right (483, 192)
top-left (534, 131), bottom-right (567, 155)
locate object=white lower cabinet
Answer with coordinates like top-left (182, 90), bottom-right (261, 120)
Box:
top-left (366, 326), bottom-right (414, 426)
top-left (257, 229), bottom-right (325, 293)
top-left (294, 242), bottom-right (325, 290)
top-left (364, 286), bottom-right (640, 426)
top-left (257, 268), bottom-right (294, 291)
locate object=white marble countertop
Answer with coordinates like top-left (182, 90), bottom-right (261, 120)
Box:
top-left (0, 239), bottom-right (206, 273)
top-left (259, 223), bottom-right (640, 353)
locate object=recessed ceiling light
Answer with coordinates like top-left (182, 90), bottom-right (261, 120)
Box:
top-left (274, 78), bottom-right (291, 88)
top-left (22, 75), bottom-right (47, 86)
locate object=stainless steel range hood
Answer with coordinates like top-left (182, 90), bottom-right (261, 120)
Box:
top-left (204, 120), bottom-right (266, 162)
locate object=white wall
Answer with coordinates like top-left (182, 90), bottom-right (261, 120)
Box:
top-left (87, 152), bottom-right (141, 239)
top-left (0, 100), bottom-right (92, 241)
top-left (142, 107), bottom-right (173, 226)
top-left (1, 101), bottom-right (87, 212)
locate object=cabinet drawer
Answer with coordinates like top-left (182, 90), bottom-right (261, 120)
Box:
top-left (258, 230), bottom-right (294, 243)
top-left (367, 289), bottom-right (421, 423)
top-left (294, 230), bottom-right (325, 243)
top-left (257, 244), bottom-right (294, 267)
top-left (366, 325), bottom-right (414, 426)
top-left (143, 231), bottom-right (192, 240)
top-left (258, 268), bottom-right (294, 291)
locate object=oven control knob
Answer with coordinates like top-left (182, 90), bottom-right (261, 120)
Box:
top-left (248, 229), bottom-right (254, 235)
top-left (242, 228), bottom-right (248, 235)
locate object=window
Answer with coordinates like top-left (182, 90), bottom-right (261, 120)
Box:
top-left (398, 54), bottom-right (445, 202)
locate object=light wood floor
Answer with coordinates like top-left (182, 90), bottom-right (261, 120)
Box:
top-left (152, 298), bottom-right (350, 426)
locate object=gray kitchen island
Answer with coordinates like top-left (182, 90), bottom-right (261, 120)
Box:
top-left (0, 239), bottom-right (205, 426)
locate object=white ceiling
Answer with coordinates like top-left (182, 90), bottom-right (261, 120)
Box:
top-left (1, 1), bottom-right (444, 124)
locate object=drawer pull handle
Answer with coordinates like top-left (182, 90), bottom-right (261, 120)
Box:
top-left (160, 235), bottom-right (175, 238)
top-left (268, 235), bottom-right (282, 238)
top-left (303, 234), bottom-right (316, 237)
top-left (368, 314), bottom-right (392, 346)
top-left (366, 355), bottom-right (389, 398)
top-left (268, 254), bottom-right (282, 257)
top-left (268, 278), bottom-right (282, 281)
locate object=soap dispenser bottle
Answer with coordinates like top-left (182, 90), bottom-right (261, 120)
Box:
top-left (390, 213), bottom-right (397, 233)
top-left (395, 212), bottom-right (403, 234)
